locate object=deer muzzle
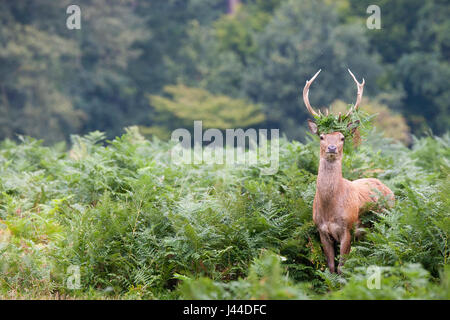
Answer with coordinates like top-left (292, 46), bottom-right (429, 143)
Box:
top-left (327, 145), bottom-right (337, 153)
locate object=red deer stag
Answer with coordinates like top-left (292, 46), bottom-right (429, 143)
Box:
top-left (303, 69), bottom-right (395, 274)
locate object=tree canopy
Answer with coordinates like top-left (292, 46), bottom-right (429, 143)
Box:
top-left (0, 0), bottom-right (448, 143)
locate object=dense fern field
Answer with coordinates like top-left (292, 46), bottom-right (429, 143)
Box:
top-left (0, 127), bottom-right (448, 299)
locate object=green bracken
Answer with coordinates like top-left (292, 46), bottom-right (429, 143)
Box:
top-left (313, 107), bottom-right (375, 139)
top-left (0, 126), bottom-right (448, 299)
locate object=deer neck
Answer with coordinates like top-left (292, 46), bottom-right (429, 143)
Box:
top-left (316, 157), bottom-right (343, 203)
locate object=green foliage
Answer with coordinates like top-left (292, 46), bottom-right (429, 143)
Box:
top-left (1, 0), bottom-right (448, 142)
top-left (0, 127), bottom-right (448, 299)
top-left (213, 0), bottom-right (282, 65)
top-left (0, 13), bottom-right (85, 143)
top-left (327, 264), bottom-right (450, 299)
top-left (240, 0), bottom-right (382, 140)
top-left (313, 107), bottom-right (374, 139)
top-left (148, 85), bottom-right (265, 133)
top-left (178, 251), bottom-right (310, 299)
top-left (348, 0), bottom-right (450, 135)
top-left (332, 98), bottom-right (411, 145)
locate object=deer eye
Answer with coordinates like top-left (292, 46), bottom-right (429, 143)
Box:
top-left (320, 135), bottom-right (324, 140)
top-left (341, 136), bottom-right (345, 141)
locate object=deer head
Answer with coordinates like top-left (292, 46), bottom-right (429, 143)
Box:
top-left (307, 121), bottom-right (359, 161)
top-left (303, 69), bottom-right (364, 159)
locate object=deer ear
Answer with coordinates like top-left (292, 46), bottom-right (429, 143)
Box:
top-left (307, 119), bottom-right (318, 135)
top-left (347, 120), bottom-right (360, 134)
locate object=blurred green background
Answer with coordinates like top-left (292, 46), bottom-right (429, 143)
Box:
top-left (0, 0), bottom-right (448, 144)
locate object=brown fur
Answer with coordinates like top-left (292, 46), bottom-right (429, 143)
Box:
top-left (308, 124), bottom-right (394, 273)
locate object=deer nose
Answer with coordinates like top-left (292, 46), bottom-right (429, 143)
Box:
top-left (327, 145), bottom-right (337, 153)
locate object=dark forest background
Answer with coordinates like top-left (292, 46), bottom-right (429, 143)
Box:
top-left (0, 0), bottom-right (448, 144)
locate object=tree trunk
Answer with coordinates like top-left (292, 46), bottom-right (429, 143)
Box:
top-left (227, 0), bottom-right (240, 15)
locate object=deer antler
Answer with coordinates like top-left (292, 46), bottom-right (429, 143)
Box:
top-left (346, 69), bottom-right (365, 117)
top-left (303, 69), bottom-right (321, 117)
